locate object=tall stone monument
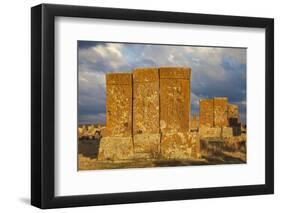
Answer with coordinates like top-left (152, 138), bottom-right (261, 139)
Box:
top-left (227, 104), bottom-right (240, 126)
top-left (199, 99), bottom-right (214, 127)
top-left (98, 73), bottom-right (134, 160)
top-left (159, 67), bottom-right (194, 159)
top-left (227, 104), bottom-right (241, 136)
top-left (159, 67), bottom-right (191, 133)
top-left (98, 67), bottom-right (201, 161)
top-left (133, 68), bottom-right (160, 158)
top-left (199, 97), bottom-right (228, 128)
top-left (213, 97), bottom-right (228, 127)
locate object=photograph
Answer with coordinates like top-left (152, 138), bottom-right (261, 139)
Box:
top-left (29, 3), bottom-right (274, 209)
top-left (77, 41), bottom-right (247, 170)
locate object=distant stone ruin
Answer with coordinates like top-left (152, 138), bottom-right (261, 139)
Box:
top-left (199, 97), bottom-right (245, 143)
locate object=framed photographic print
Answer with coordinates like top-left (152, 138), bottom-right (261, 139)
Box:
top-left (31, 3), bottom-right (274, 209)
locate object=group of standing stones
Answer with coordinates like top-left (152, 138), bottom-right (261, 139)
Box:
top-left (97, 67), bottom-right (244, 161)
top-left (98, 67), bottom-right (201, 161)
top-left (199, 97), bottom-right (243, 139)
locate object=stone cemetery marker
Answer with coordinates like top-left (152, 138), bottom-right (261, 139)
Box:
top-left (227, 104), bottom-right (240, 126)
top-left (213, 97), bottom-right (228, 127)
top-left (159, 67), bottom-right (191, 133)
top-left (199, 99), bottom-right (214, 127)
top-left (105, 73), bottom-right (133, 137)
top-left (132, 68), bottom-right (160, 158)
top-left (133, 68), bottom-right (160, 135)
top-left (159, 67), bottom-right (194, 159)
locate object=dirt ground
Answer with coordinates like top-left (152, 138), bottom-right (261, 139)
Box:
top-left (78, 139), bottom-right (246, 171)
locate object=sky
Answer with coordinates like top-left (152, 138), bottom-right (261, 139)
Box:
top-left (78, 41), bottom-right (246, 125)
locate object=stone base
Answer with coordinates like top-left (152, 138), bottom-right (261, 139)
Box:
top-left (226, 133), bottom-right (247, 144)
top-left (199, 127), bottom-right (221, 138)
top-left (98, 136), bottom-right (134, 161)
top-left (222, 127), bottom-right (233, 138)
top-left (161, 132), bottom-right (200, 160)
top-left (133, 133), bottom-right (161, 159)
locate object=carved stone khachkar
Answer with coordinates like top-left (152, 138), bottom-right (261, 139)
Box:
top-left (98, 73), bottom-right (134, 161)
top-left (159, 67), bottom-right (195, 159)
top-left (98, 67), bottom-right (201, 161)
top-left (227, 104), bottom-right (241, 136)
top-left (199, 99), bottom-right (214, 128)
top-left (159, 67), bottom-right (191, 133)
top-left (105, 73), bottom-right (133, 137)
top-left (133, 68), bottom-right (160, 159)
top-left (227, 104), bottom-right (240, 126)
top-left (213, 97), bottom-right (228, 127)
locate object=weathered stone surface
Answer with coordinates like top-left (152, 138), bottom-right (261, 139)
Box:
top-left (158, 67), bottom-right (196, 159)
top-left (105, 73), bottom-right (132, 137)
top-left (133, 68), bottom-right (160, 135)
top-left (159, 67), bottom-right (191, 79)
top-left (100, 67), bottom-right (204, 161)
top-left (226, 104), bottom-right (242, 136)
top-left (189, 132), bottom-right (201, 158)
top-left (227, 104), bottom-right (239, 119)
top-left (199, 99), bottom-right (214, 127)
top-left (227, 104), bottom-right (241, 126)
top-left (225, 133), bottom-right (246, 144)
top-left (190, 115), bottom-right (199, 130)
top-left (214, 97), bottom-right (228, 127)
top-left (100, 127), bottom-right (110, 137)
top-left (98, 136), bottom-right (134, 161)
top-left (132, 68), bottom-right (161, 158)
top-left (161, 132), bottom-right (191, 159)
top-left (222, 127), bottom-right (233, 138)
top-left (159, 67), bottom-right (191, 133)
top-left (133, 133), bottom-right (161, 159)
top-left (199, 127), bottom-right (221, 138)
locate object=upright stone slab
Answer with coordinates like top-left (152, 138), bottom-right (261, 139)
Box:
top-left (227, 104), bottom-right (239, 119)
top-left (227, 104), bottom-right (240, 126)
top-left (105, 73), bottom-right (133, 137)
top-left (213, 97), bottom-right (228, 127)
top-left (159, 67), bottom-right (191, 133)
top-left (159, 67), bottom-right (193, 159)
top-left (132, 68), bottom-right (160, 158)
top-left (98, 73), bottom-right (133, 161)
top-left (199, 99), bottom-right (214, 127)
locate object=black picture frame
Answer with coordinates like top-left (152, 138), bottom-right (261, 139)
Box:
top-left (31, 3), bottom-right (274, 209)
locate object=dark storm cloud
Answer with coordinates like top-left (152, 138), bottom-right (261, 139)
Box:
top-left (78, 41), bottom-right (247, 124)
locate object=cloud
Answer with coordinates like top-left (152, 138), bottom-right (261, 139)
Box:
top-left (79, 112), bottom-right (106, 125)
top-left (79, 43), bottom-right (127, 72)
top-left (78, 41), bottom-right (247, 124)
